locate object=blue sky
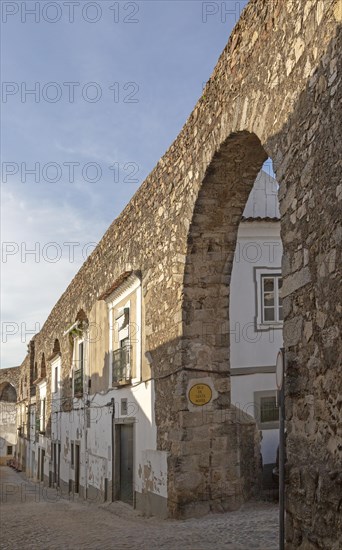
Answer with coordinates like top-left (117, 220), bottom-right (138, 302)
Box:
top-left (1, 0), bottom-right (258, 368)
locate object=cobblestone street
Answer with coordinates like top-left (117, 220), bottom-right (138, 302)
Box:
top-left (0, 467), bottom-right (278, 550)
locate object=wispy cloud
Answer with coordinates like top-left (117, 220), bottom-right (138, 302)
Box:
top-left (1, 190), bottom-right (107, 367)
top-left (1, 0), bottom-right (249, 368)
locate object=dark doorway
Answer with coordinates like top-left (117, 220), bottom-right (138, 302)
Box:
top-left (58, 442), bottom-right (61, 487)
top-left (53, 442), bottom-right (57, 484)
top-left (52, 442), bottom-right (60, 487)
top-left (40, 449), bottom-right (45, 482)
top-left (74, 444), bottom-right (80, 494)
top-left (115, 424), bottom-right (134, 505)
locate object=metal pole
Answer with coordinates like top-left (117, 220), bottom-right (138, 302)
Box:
top-left (111, 398), bottom-right (115, 502)
top-left (279, 348), bottom-right (285, 550)
top-left (84, 395), bottom-right (88, 500)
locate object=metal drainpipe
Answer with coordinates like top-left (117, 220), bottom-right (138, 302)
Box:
top-left (84, 337), bottom-right (88, 501)
top-left (84, 392), bottom-right (88, 500)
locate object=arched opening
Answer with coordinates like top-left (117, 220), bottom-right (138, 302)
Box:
top-left (183, 132), bottom-right (268, 370)
top-left (52, 338), bottom-right (61, 355)
top-left (0, 382), bottom-right (17, 403)
top-left (0, 381), bottom-right (17, 463)
top-left (75, 309), bottom-right (88, 326)
top-left (229, 157), bottom-right (283, 498)
top-left (176, 131), bottom-right (278, 514)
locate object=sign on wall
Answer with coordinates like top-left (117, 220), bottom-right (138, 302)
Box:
top-left (188, 383), bottom-right (212, 406)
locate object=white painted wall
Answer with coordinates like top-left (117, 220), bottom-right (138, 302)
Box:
top-left (230, 170), bottom-right (282, 466)
top-left (25, 404), bottom-right (36, 477)
top-left (0, 401), bottom-right (17, 460)
top-left (230, 220), bottom-right (283, 368)
top-left (230, 373), bottom-right (278, 464)
top-left (57, 379), bottom-right (167, 502)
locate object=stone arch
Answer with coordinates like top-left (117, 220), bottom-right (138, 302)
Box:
top-left (0, 382), bottom-right (17, 403)
top-left (166, 132), bottom-right (271, 516)
top-left (0, 375), bottom-right (18, 463)
top-left (0, 367), bottom-right (20, 396)
top-left (52, 338), bottom-right (61, 355)
top-left (75, 309), bottom-right (89, 325)
top-left (182, 131), bottom-right (267, 371)
top-left (0, 368), bottom-right (19, 461)
top-left (162, 4), bottom-right (341, 533)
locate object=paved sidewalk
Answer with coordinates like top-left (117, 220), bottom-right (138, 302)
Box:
top-left (0, 466), bottom-right (278, 549)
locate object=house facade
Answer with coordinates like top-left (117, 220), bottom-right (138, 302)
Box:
top-left (7, 169), bottom-right (282, 514)
top-left (230, 170), bottom-right (282, 475)
top-left (14, 272), bottom-right (169, 517)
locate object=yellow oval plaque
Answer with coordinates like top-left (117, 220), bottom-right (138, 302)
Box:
top-left (188, 383), bottom-right (212, 406)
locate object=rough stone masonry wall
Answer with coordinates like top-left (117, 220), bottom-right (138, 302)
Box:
top-left (278, 21), bottom-right (342, 550)
top-left (14, 0), bottom-right (341, 541)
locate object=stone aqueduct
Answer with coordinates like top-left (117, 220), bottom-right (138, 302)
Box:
top-left (3, 1), bottom-right (341, 547)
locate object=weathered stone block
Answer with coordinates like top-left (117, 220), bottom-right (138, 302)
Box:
top-left (282, 267), bottom-right (312, 298)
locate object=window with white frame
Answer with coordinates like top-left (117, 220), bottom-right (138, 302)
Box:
top-left (105, 272), bottom-right (142, 387)
top-left (64, 317), bottom-right (88, 398)
top-left (37, 381), bottom-right (47, 433)
top-left (51, 356), bottom-right (61, 395)
top-left (254, 268), bottom-right (283, 329)
top-left (114, 305), bottom-right (131, 383)
top-left (254, 390), bottom-right (279, 429)
top-left (73, 338), bottom-right (85, 397)
top-left (261, 275), bottom-right (283, 323)
top-left (40, 398), bottom-right (46, 432)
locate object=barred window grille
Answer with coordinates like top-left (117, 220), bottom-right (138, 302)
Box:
top-left (260, 396), bottom-right (279, 423)
top-left (73, 368), bottom-right (83, 396)
top-left (112, 343), bottom-right (132, 385)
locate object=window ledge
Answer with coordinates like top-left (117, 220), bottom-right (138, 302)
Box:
top-left (258, 422), bottom-right (279, 430)
top-left (256, 322), bottom-right (283, 331)
top-left (112, 379), bottom-right (131, 388)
